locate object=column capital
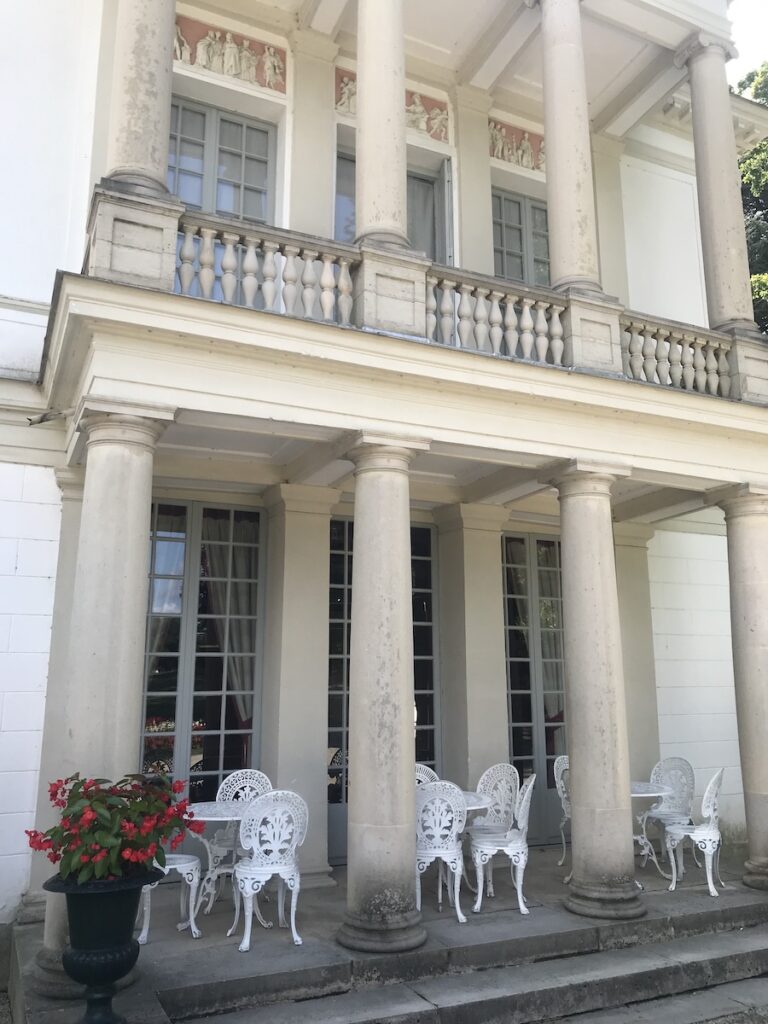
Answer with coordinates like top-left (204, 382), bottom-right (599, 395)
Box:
top-left (78, 413), bottom-right (169, 455)
top-left (263, 484), bottom-right (341, 516)
top-left (708, 482), bottom-right (768, 518)
top-left (54, 468), bottom-right (85, 503)
top-left (346, 432), bottom-right (430, 473)
top-left (674, 32), bottom-right (737, 70)
top-left (543, 458), bottom-right (631, 494)
top-left (433, 502), bottom-right (510, 533)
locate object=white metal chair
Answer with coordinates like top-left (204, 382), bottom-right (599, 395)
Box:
top-left (638, 756), bottom-right (696, 865)
top-left (554, 755), bottom-right (572, 883)
top-left (138, 853), bottom-right (202, 944)
top-left (415, 781), bottom-right (468, 923)
top-left (415, 763), bottom-right (439, 786)
top-left (228, 789), bottom-right (308, 950)
top-left (665, 768), bottom-right (725, 898)
top-left (470, 774), bottom-right (536, 917)
top-left (467, 763), bottom-right (519, 897)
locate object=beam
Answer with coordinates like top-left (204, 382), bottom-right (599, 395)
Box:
top-left (298, 0), bottom-right (350, 36)
top-left (282, 431), bottom-right (357, 485)
top-left (592, 52), bottom-right (687, 137)
top-left (459, 2), bottom-right (540, 92)
top-left (612, 487), bottom-right (705, 523)
top-left (462, 466), bottom-right (547, 505)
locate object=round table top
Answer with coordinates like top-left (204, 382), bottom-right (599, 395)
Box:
top-left (462, 791), bottom-right (492, 812)
top-left (188, 800), bottom-right (248, 821)
top-left (630, 781), bottom-right (674, 799)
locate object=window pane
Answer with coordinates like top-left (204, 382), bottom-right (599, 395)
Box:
top-left (219, 119), bottom-right (243, 151)
top-left (157, 505), bottom-right (187, 538)
top-left (493, 221), bottom-right (503, 247)
top-left (507, 597), bottom-right (529, 627)
top-left (170, 103), bottom-right (179, 133)
top-left (411, 559), bottom-right (431, 589)
top-left (146, 657), bottom-right (178, 693)
top-left (335, 155), bottom-right (356, 242)
top-left (243, 188), bottom-right (266, 221)
top-left (244, 158), bottom-right (268, 188)
top-left (532, 206), bottom-right (548, 232)
top-left (246, 127), bottom-right (269, 157)
top-left (411, 527), bottom-right (431, 557)
top-left (152, 578), bottom-right (183, 614)
top-left (194, 657), bottom-right (224, 692)
top-left (508, 661), bottom-right (530, 689)
top-left (537, 540), bottom-right (559, 568)
top-left (414, 659), bottom-right (433, 688)
top-left (412, 593), bottom-right (432, 623)
top-left (506, 254), bottom-right (524, 281)
top-left (193, 695), bottom-right (223, 732)
top-left (217, 181), bottom-right (241, 215)
top-left (230, 546), bottom-right (259, 580)
top-left (533, 233), bottom-right (549, 259)
top-left (503, 198), bottom-right (522, 224)
top-left (147, 617), bottom-right (181, 653)
top-left (540, 598), bottom-right (562, 628)
top-left (512, 726), bottom-right (533, 757)
top-left (180, 140), bottom-right (204, 173)
top-left (181, 108), bottom-right (205, 140)
top-left (200, 544), bottom-right (230, 579)
top-left (217, 149), bottom-right (242, 181)
top-left (230, 580), bottom-right (258, 617)
top-left (510, 693), bottom-right (532, 723)
top-left (155, 541), bottom-right (185, 576)
top-left (196, 618), bottom-right (225, 653)
top-left (198, 580), bottom-right (228, 616)
top-left (505, 567), bottom-right (527, 594)
top-left (415, 693), bottom-right (434, 726)
top-left (224, 689), bottom-right (254, 729)
top-left (534, 261), bottom-right (551, 287)
top-left (233, 510), bottom-right (260, 543)
top-left (228, 618), bottom-right (257, 654)
top-left (178, 173), bottom-right (203, 206)
top-left (145, 695), bottom-right (176, 731)
top-left (202, 508), bottom-right (232, 542)
top-left (407, 174), bottom-right (437, 261)
top-left (540, 630), bottom-right (563, 660)
top-left (505, 227), bottom-right (523, 253)
top-left (508, 629), bottom-right (530, 658)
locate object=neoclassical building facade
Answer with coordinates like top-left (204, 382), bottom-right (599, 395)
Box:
top-left (2, 0), bottom-right (768, 954)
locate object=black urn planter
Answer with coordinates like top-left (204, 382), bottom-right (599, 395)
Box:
top-left (44, 869), bottom-right (163, 1024)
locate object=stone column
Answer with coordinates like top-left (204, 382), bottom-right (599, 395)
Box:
top-left (105, 0), bottom-right (176, 196)
top-left (719, 486), bottom-right (768, 889)
top-left (435, 504), bottom-right (510, 788)
top-left (676, 35), bottom-right (757, 334)
top-left (355, 0), bottom-right (408, 246)
top-left (260, 484), bottom-right (340, 888)
top-left (337, 436), bottom-right (429, 952)
top-left (533, 0), bottom-right (601, 293)
top-left (554, 463), bottom-right (644, 919)
top-left (61, 413), bottom-right (166, 780)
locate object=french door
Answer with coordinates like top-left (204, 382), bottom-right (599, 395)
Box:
top-left (327, 519), bottom-right (439, 863)
top-left (502, 533), bottom-right (566, 842)
top-left (141, 502), bottom-right (264, 801)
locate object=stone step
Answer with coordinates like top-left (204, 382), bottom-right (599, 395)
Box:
top-left (183, 928), bottom-right (768, 1024)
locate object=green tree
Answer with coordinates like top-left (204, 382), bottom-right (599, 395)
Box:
top-left (737, 63), bottom-right (768, 332)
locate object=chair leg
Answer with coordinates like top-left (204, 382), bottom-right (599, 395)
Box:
top-left (676, 841), bottom-right (685, 880)
top-left (704, 849), bottom-right (718, 898)
top-left (187, 867), bottom-right (201, 939)
top-left (514, 859), bottom-right (529, 916)
top-left (666, 837), bottom-right (678, 892)
top-left (487, 858), bottom-right (495, 898)
top-left (472, 853), bottom-right (485, 914)
top-left (558, 825), bottom-right (567, 868)
top-left (715, 844), bottom-right (725, 888)
top-left (451, 859), bottom-right (466, 924)
top-left (239, 893), bottom-right (254, 952)
top-left (289, 880), bottom-right (302, 946)
top-left (277, 877), bottom-right (287, 928)
top-left (253, 893), bottom-right (272, 930)
top-left (415, 871), bottom-right (422, 912)
top-left (227, 879), bottom-right (241, 938)
top-left (178, 875), bottom-right (186, 918)
top-left (691, 839), bottom-right (702, 868)
top-left (138, 886), bottom-right (152, 945)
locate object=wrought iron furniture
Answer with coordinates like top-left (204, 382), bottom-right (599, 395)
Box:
top-left (229, 789), bottom-right (308, 949)
top-left (415, 763), bottom-right (439, 785)
top-left (137, 853), bottom-right (202, 944)
top-left (470, 774), bottom-right (536, 917)
top-left (554, 755), bottom-right (571, 881)
top-left (467, 763), bottom-right (520, 898)
top-left (205, 769), bottom-right (273, 911)
top-left (665, 768), bottom-right (725, 898)
top-left (415, 781), bottom-right (468, 923)
top-left (638, 757), bottom-right (696, 863)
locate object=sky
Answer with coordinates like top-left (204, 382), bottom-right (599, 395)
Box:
top-left (727, 0), bottom-right (768, 89)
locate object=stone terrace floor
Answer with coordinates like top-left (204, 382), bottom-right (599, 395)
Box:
top-left (11, 845), bottom-right (768, 1023)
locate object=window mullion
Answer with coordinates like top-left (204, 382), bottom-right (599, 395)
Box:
top-left (176, 502), bottom-right (201, 796)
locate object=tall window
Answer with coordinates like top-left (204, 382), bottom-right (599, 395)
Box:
top-left (327, 520), bottom-right (437, 806)
top-left (168, 98), bottom-right (274, 222)
top-left (492, 188), bottom-right (550, 286)
top-left (335, 153), bottom-right (451, 263)
top-left (142, 503), bottom-right (263, 801)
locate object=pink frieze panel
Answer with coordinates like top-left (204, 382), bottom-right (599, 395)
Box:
top-left (334, 69), bottom-right (450, 144)
top-left (489, 118), bottom-right (545, 173)
top-left (175, 16), bottom-right (287, 94)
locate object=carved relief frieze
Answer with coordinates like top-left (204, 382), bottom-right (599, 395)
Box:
top-left (489, 118), bottom-right (545, 173)
top-left (334, 69), bottom-right (450, 144)
top-left (174, 17), bottom-right (287, 94)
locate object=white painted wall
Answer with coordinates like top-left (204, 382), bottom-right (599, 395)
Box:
top-left (648, 521), bottom-right (744, 833)
top-left (0, 464), bottom-right (60, 922)
top-left (621, 153), bottom-right (709, 327)
top-left (0, 2), bottom-right (105, 380)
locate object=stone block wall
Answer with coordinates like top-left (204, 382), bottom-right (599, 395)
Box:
top-left (0, 464), bottom-right (59, 922)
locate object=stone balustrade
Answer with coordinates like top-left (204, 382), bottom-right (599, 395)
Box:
top-left (426, 268), bottom-right (567, 366)
top-left (619, 314), bottom-right (733, 398)
top-left (176, 216), bottom-right (359, 325)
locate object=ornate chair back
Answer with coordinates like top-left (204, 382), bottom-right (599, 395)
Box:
top-left (474, 763), bottom-right (519, 830)
top-left (700, 768), bottom-right (725, 827)
top-left (239, 790), bottom-right (308, 869)
top-left (415, 781), bottom-right (467, 853)
top-left (415, 763), bottom-right (439, 786)
top-left (553, 755), bottom-right (571, 820)
top-left (512, 774), bottom-right (536, 840)
top-left (650, 757), bottom-right (695, 817)
top-left (216, 769), bottom-right (272, 803)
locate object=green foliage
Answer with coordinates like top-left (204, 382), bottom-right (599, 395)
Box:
top-left (737, 63), bottom-right (768, 332)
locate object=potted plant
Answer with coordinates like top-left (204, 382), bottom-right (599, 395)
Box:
top-left (27, 773), bottom-right (205, 1024)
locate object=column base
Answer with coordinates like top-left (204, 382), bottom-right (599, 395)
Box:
top-left (336, 909), bottom-right (427, 953)
top-left (102, 171), bottom-right (170, 200)
top-left (564, 877), bottom-right (646, 920)
top-left (743, 857), bottom-right (768, 891)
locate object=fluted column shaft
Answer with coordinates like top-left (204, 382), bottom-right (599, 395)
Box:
top-left (556, 468), bottom-right (644, 919)
top-left (354, 0), bottom-right (409, 246)
top-left (538, 0), bottom-right (601, 292)
top-left (337, 442), bottom-right (426, 952)
top-left (105, 0), bottom-right (176, 196)
top-left (720, 490), bottom-right (768, 888)
top-left (678, 36), bottom-right (757, 332)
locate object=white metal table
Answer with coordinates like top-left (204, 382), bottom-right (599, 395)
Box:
top-left (630, 781), bottom-right (674, 882)
top-left (462, 791), bottom-right (492, 813)
top-left (188, 800), bottom-right (251, 917)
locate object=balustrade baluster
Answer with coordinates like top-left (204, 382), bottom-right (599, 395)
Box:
top-left (668, 331), bottom-right (683, 388)
top-left (426, 276), bottom-right (438, 341)
top-left (473, 288), bottom-right (490, 351)
top-left (503, 296), bottom-right (519, 357)
top-left (261, 241), bottom-right (279, 311)
top-left (282, 245), bottom-right (300, 315)
top-left (241, 236), bottom-right (260, 308)
top-left (198, 228), bottom-right (217, 300)
top-left (338, 258), bottom-right (353, 325)
top-left (655, 328), bottom-right (670, 386)
top-left (718, 345), bottom-right (732, 398)
top-left (692, 339), bottom-right (706, 392)
top-left (628, 322), bottom-right (643, 380)
top-left (620, 324), bottom-right (631, 377)
top-left (220, 232), bottom-right (240, 304)
top-left (489, 291), bottom-right (503, 355)
top-left (320, 254), bottom-right (336, 321)
top-left (439, 280), bottom-right (456, 345)
top-left (549, 305), bottom-right (564, 366)
top-left (705, 341), bottom-right (719, 395)
top-left (681, 335), bottom-right (695, 389)
top-left (519, 298), bottom-right (535, 359)
top-left (457, 284), bottom-right (474, 348)
top-left (178, 224), bottom-right (198, 296)
top-left (533, 301), bottom-right (549, 362)
top-left (300, 249), bottom-right (318, 318)
top-left (642, 326), bottom-right (657, 382)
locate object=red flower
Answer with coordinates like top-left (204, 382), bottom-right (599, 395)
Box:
top-left (188, 819), bottom-right (206, 835)
top-left (172, 780), bottom-right (185, 794)
top-left (80, 855), bottom-right (90, 864)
